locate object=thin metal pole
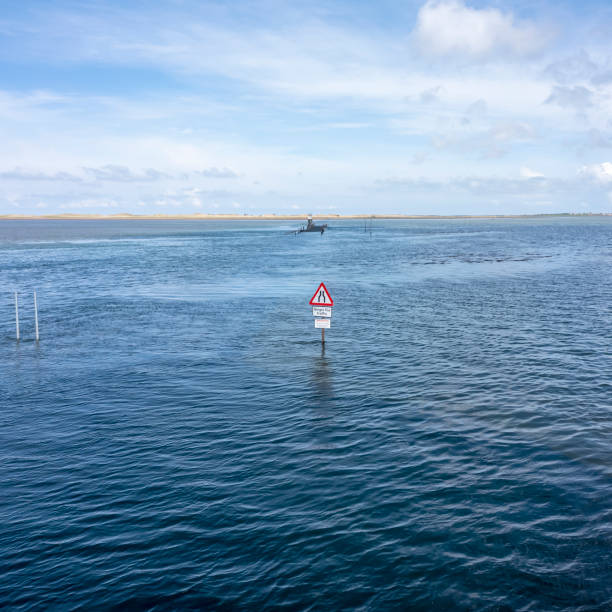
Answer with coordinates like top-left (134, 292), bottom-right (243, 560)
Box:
top-left (34, 291), bottom-right (39, 341)
top-left (321, 327), bottom-right (325, 345)
top-left (14, 292), bottom-right (20, 341)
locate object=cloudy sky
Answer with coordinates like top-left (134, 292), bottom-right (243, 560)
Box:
top-left (1, 0), bottom-right (612, 215)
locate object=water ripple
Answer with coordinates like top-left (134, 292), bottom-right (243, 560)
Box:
top-left (1, 218), bottom-right (611, 610)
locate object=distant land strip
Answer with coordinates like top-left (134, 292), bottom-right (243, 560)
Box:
top-left (0, 213), bottom-right (610, 220)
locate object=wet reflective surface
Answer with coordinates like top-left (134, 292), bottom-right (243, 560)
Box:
top-left (1, 218), bottom-right (611, 609)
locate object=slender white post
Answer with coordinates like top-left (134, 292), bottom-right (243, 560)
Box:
top-left (34, 291), bottom-right (39, 341)
top-left (14, 292), bottom-right (20, 341)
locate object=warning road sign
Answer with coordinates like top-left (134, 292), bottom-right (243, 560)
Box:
top-left (309, 282), bottom-right (334, 306)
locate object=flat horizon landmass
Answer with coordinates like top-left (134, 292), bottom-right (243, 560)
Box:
top-left (1, 213), bottom-right (610, 221)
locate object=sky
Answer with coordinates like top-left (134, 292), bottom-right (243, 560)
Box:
top-left (1, 0), bottom-right (612, 215)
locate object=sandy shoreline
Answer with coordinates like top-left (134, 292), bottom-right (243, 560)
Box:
top-left (0, 213), bottom-right (608, 221)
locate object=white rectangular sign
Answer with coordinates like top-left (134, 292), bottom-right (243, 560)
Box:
top-left (314, 318), bottom-right (330, 329)
top-left (312, 306), bottom-right (332, 318)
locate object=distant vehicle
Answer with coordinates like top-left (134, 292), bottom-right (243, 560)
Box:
top-left (295, 215), bottom-right (328, 235)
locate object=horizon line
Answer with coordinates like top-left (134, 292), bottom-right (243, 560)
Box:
top-left (0, 212), bottom-right (611, 221)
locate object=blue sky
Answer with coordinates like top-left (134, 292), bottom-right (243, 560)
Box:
top-left (1, 0), bottom-right (612, 215)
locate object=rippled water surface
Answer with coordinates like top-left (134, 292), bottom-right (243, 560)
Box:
top-left (1, 218), bottom-right (611, 610)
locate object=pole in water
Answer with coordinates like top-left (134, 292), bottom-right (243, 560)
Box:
top-left (14, 292), bottom-right (20, 341)
top-left (34, 291), bottom-right (39, 342)
top-left (321, 327), bottom-right (325, 345)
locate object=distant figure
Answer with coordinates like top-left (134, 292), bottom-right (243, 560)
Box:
top-left (320, 228), bottom-right (324, 235)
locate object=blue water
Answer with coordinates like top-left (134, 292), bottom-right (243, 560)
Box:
top-left (1, 217), bottom-right (611, 610)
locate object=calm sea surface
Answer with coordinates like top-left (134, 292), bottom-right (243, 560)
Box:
top-left (1, 217), bottom-right (611, 610)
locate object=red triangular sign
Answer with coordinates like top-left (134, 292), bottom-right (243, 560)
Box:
top-left (309, 282), bottom-right (333, 306)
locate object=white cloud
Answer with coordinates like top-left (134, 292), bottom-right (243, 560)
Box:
top-left (420, 86), bottom-right (442, 104)
top-left (544, 50), bottom-right (598, 84)
top-left (0, 168), bottom-right (82, 181)
top-left (586, 129), bottom-right (612, 148)
top-left (428, 120), bottom-right (537, 159)
top-left (0, 7), bottom-right (554, 115)
top-left (520, 167), bottom-right (545, 179)
top-left (0, 163), bottom-right (240, 183)
top-left (463, 98), bottom-right (487, 122)
top-left (545, 85), bottom-right (593, 111)
top-left (193, 167), bottom-right (239, 178)
top-left (580, 162), bottom-right (612, 182)
top-left (60, 199), bottom-right (118, 210)
top-left (374, 174), bottom-right (566, 195)
top-left (1, 3), bottom-right (612, 215)
top-left (82, 165), bottom-right (168, 182)
top-left (413, 0), bottom-right (548, 60)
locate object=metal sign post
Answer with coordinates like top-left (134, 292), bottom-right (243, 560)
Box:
top-left (309, 283), bottom-right (333, 346)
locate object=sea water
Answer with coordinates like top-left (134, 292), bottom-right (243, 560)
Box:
top-left (1, 217), bottom-right (611, 610)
